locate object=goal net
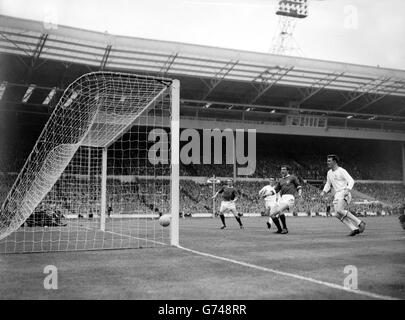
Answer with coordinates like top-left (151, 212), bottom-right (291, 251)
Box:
top-left (0, 72), bottom-right (180, 253)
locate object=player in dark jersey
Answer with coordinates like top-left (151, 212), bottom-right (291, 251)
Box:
top-left (212, 178), bottom-right (243, 229)
top-left (399, 203), bottom-right (405, 230)
top-left (268, 165), bottom-right (302, 234)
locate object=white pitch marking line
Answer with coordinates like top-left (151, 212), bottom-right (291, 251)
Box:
top-left (102, 229), bottom-right (168, 246)
top-left (178, 245), bottom-right (400, 300)
top-left (79, 225), bottom-right (168, 246)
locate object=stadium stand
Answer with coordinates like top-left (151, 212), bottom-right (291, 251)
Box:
top-left (354, 183), bottom-right (405, 208)
top-left (4, 176), bottom-right (402, 220)
top-left (1, 123), bottom-right (404, 216)
top-left (1, 127), bottom-right (403, 180)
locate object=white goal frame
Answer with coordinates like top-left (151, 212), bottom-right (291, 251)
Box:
top-left (0, 72), bottom-right (180, 252)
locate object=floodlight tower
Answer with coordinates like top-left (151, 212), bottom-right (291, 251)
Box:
top-left (270, 0), bottom-right (308, 56)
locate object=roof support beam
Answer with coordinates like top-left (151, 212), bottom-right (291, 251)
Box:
top-left (0, 32), bottom-right (33, 70)
top-left (100, 44), bottom-right (112, 70)
top-left (160, 52), bottom-right (178, 75)
top-left (31, 33), bottom-right (48, 67)
top-left (248, 66), bottom-right (294, 105)
top-left (354, 81), bottom-right (405, 113)
top-left (335, 77), bottom-right (392, 111)
top-left (201, 59), bottom-right (239, 100)
top-left (0, 31), bottom-right (32, 56)
top-left (297, 72), bottom-right (344, 104)
top-left (9, 33), bottom-right (48, 83)
top-left (181, 98), bottom-right (405, 121)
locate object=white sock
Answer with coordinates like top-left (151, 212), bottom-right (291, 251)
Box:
top-left (267, 218), bottom-right (273, 226)
top-left (341, 217), bottom-right (357, 231)
top-left (345, 211), bottom-right (362, 226)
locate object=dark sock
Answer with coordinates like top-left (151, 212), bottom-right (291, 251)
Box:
top-left (279, 214), bottom-right (287, 229)
top-left (220, 215), bottom-right (226, 226)
top-left (272, 217), bottom-right (282, 231)
top-left (235, 216), bottom-right (242, 226)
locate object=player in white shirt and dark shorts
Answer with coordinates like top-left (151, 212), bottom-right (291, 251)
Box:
top-left (258, 177), bottom-right (279, 229)
top-left (320, 154), bottom-right (366, 236)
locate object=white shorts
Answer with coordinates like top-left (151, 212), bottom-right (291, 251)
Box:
top-left (333, 190), bottom-right (352, 205)
top-left (265, 199), bottom-right (277, 210)
top-left (278, 194), bottom-right (295, 209)
top-left (220, 201), bottom-right (237, 214)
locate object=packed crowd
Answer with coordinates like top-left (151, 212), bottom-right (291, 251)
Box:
top-left (2, 173), bottom-right (403, 219)
top-left (1, 127), bottom-right (404, 217)
top-left (353, 183), bottom-right (405, 208)
top-left (1, 129), bottom-right (403, 181)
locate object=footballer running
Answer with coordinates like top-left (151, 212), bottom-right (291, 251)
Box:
top-left (258, 177), bottom-right (279, 229)
top-left (320, 154), bottom-right (366, 236)
top-left (268, 165), bottom-right (302, 234)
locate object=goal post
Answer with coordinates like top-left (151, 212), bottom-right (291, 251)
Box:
top-left (0, 72), bottom-right (180, 253)
top-left (170, 80), bottom-right (180, 247)
top-left (100, 147), bottom-right (107, 232)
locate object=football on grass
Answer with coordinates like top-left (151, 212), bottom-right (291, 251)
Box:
top-left (159, 214), bottom-right (171, 227)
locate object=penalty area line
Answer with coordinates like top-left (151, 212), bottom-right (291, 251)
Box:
top-left (177, 245), bottom-right (400, 300)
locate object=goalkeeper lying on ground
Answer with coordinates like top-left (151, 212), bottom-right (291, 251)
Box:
top-left (25, 208), bottom-right (67, 227)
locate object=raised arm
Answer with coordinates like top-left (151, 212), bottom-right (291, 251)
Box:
top-left (258, 186), bottom-right (266, 197)
top-left (212, 187), bottom-right (223, 199)
top-left (294, 176), bottom-right (302, 197)
top-left (321, 172), bottom-right (332, 196)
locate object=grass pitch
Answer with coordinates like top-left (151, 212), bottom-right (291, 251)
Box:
top-left (0, 216), bottom-right (404, 299)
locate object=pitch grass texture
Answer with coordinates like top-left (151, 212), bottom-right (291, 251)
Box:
top-left (0, 216), bottom-right (404, 299)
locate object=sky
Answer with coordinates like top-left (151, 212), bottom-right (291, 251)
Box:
top-left (1, 0), bottom-right (405, 70)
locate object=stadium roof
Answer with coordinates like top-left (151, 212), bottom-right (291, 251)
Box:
top-left (1, 14), bottom-right (405, 123)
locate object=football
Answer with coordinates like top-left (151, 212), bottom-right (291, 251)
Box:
top-left (159, 214), bottom-right (171, 227)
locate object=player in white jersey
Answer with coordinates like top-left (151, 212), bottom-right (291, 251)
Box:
top-left (258, 178), bottom-right (279, 229)
top-left (320, 154), bottom-right (366, 236)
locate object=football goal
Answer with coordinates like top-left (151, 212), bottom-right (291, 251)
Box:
top-left (0, 72), bottom-right (180, 253)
